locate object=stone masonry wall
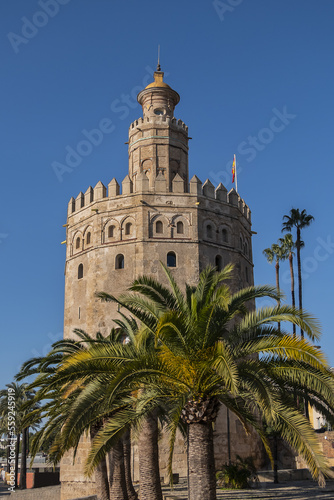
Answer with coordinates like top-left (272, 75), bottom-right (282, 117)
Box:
top-left (61, 176), bottom-right (256, 498)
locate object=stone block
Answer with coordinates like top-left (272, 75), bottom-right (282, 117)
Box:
top-left (93, 181), bottom-right (106, 200)
top-left (108, 178), bottom-right (120, 197)
top-left (189, 175), bottom-right (202, 195)
top-left (172, 173), bottom-right (185, 193)
top-left (202, 179), bottom-right (215, 198)
top-left (84, 186), bottom-right (93, 205)
top-left (75, 192), bottom-right (84, 211)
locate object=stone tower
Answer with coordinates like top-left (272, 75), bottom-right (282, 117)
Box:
top-left (61, 67), bottom-right (260, 499)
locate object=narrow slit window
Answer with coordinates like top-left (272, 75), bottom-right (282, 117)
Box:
top-left (108, 225), bottom-right (115, 238)
top-left (76, 237), bottom-right (81, 249)
top-left (125, 222), bottom-right (132, 235)
top-left (116, 254), bottom-right (124, 269)
top-left (215, 255), bottom-right (223, 271)
top-left (167, 251), bottom-right (176, 268)
top-left (86, 232), bottom-right (91, 245)
top-left (156, 221), bottom-right (163, 234)
top-left (207, 225), bottom-right (212, 239)
top-left (222, 229), bottom-right (228, 243)
top-left (177, 221), bottom-right (184, 234)
top-left (78, 264), bottom-right (83, 279)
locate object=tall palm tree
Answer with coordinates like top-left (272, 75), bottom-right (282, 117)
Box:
top-left (16, 328), bottom-right (137, 500)
top-left (278, 233), bottom-right (298, 336)
top-left (282, 208), bottom-right (314, 339)
top-left (282, 209), bottom-right (314, 420)
top-left (16, 266), bottom-right (334, 500)
top-left (64, 264), bottom-right (334, 499)
top-left (0, 383), bottom-right (38, 489)
top-left (263, 241), bottom-right (286, 331)
top-left (51, 322), bottom-right (162, 500)
top-left (18, 336), bottom-right (115, 500)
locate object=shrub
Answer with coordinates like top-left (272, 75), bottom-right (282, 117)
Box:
top-left (216, 455), bottom-right (258, 489)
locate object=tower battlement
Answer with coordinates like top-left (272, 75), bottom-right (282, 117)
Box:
top-left (129, 116), bottom-right (188, 132)
top-left (67, 176), bottom-right (251, 223)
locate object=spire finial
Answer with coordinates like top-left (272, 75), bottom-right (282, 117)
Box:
top-left (157, 45), bottom-right (161, 71)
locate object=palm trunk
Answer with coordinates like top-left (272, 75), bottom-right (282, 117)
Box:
top-left (289, 251), bottom-right (298, 405)
top-left (14, 432), bottom-right (20, 489)
top-left (20, 427), bottom-right (27, 489)
top-left (108, 448), bottom-right (114, 487)
top-left (289, 252), bottom-right (296, 337)
top-left (6, 433), bottom-right (10, 477)
top-left (123, 429), bottom-right (138, 500)
top-left (226, 408), bottom-right (231, 465)
top-left (188, 422), bottom-right (216, 500)
top-left (95, 456), bottom-right (110, 500)
top-left (296, 229), bottom-right (303, 338)
top-left (275, 260), bottom-right (280, 332)
top-left (90, 423), bottom-right (110, 500)
top-left (109, 438), bottom-right (128, 500)
top-left (296, 230), bottom-right (309, 419)
top-left (138, 411), bottom-right (162, 500)
top-left (273, 435), bottom-right (278, 484)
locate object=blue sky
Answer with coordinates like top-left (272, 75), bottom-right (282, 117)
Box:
top-left (0, 0), bottom-right (333, 386)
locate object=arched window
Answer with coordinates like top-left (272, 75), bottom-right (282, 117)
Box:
top-left (86, 232), bottom-right (91, 245)
top-left (222, 229), bottom-right (228, 243)
top-left (76, 237), bottom-right (81, 249)
top-left (215, 255), bottom-right (223, 271)
top-left (176, 221), bottom-right (184, 234)
top-left (78, 264), bottom-right (83, 279)
top-left (115, 254), bottom-right (124, 269)
top-left (156, 221), bottom-right (163, 234)
top-left (125, 222), bottom-right (132, 235)
top-left (167, 251), bottom-right (176, 268)
top-left (207, 225), bottom-right (212, 239)
top-left (108, 225), bottom-right (115, 238)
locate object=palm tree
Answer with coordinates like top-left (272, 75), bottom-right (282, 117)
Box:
top-left (16, 328), bottom-right (137, 500)
top-left (16, 266), bottom-right (334, 500)
top-left (282, 208), bottom-right (314, 339)
top-left (66, 264), bottom-right (334, 499)
top-left (18, 335), bottom-right (114, 500)
top-left (0, 383), bottom-right (38, 489)
top-left (263, 241), bottom-right (286, 331)
top-left (278, 233), bottom-right (298, 336)
top-left (49, 322), bottom-right (162, 500)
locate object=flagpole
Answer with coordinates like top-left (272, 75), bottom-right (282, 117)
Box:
top-left (234, 154), bottom-right (238, 193)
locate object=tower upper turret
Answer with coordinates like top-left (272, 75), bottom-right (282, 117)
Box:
top-left (137, 70), bottom-right (180, 119)
top-left (128, 66), bottom-right (188, 192)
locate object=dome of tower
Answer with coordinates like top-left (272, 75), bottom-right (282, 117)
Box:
top-left (137, 67), bottom-right (180, 113)
top-left (146, 70), bottom-right (171, 89)
top-left (145, 81), bottom-right (171, 89)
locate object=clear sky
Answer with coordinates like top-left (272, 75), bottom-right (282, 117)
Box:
top-left (1, 0), bottom-right (333, 386)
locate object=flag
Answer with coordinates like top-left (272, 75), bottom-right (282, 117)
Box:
top-left (232, 154), bottom-right (236, 183)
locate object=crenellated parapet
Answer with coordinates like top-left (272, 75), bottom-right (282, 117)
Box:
top-left (129, 116), bottom-right (188, 132)
top-left (67, 174), bottom-right (251, 223)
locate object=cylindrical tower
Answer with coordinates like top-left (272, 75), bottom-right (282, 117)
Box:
top-left (128, 69), bottom-right (189, 191)
top-left (61, 67), bottom-right (258, 500)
